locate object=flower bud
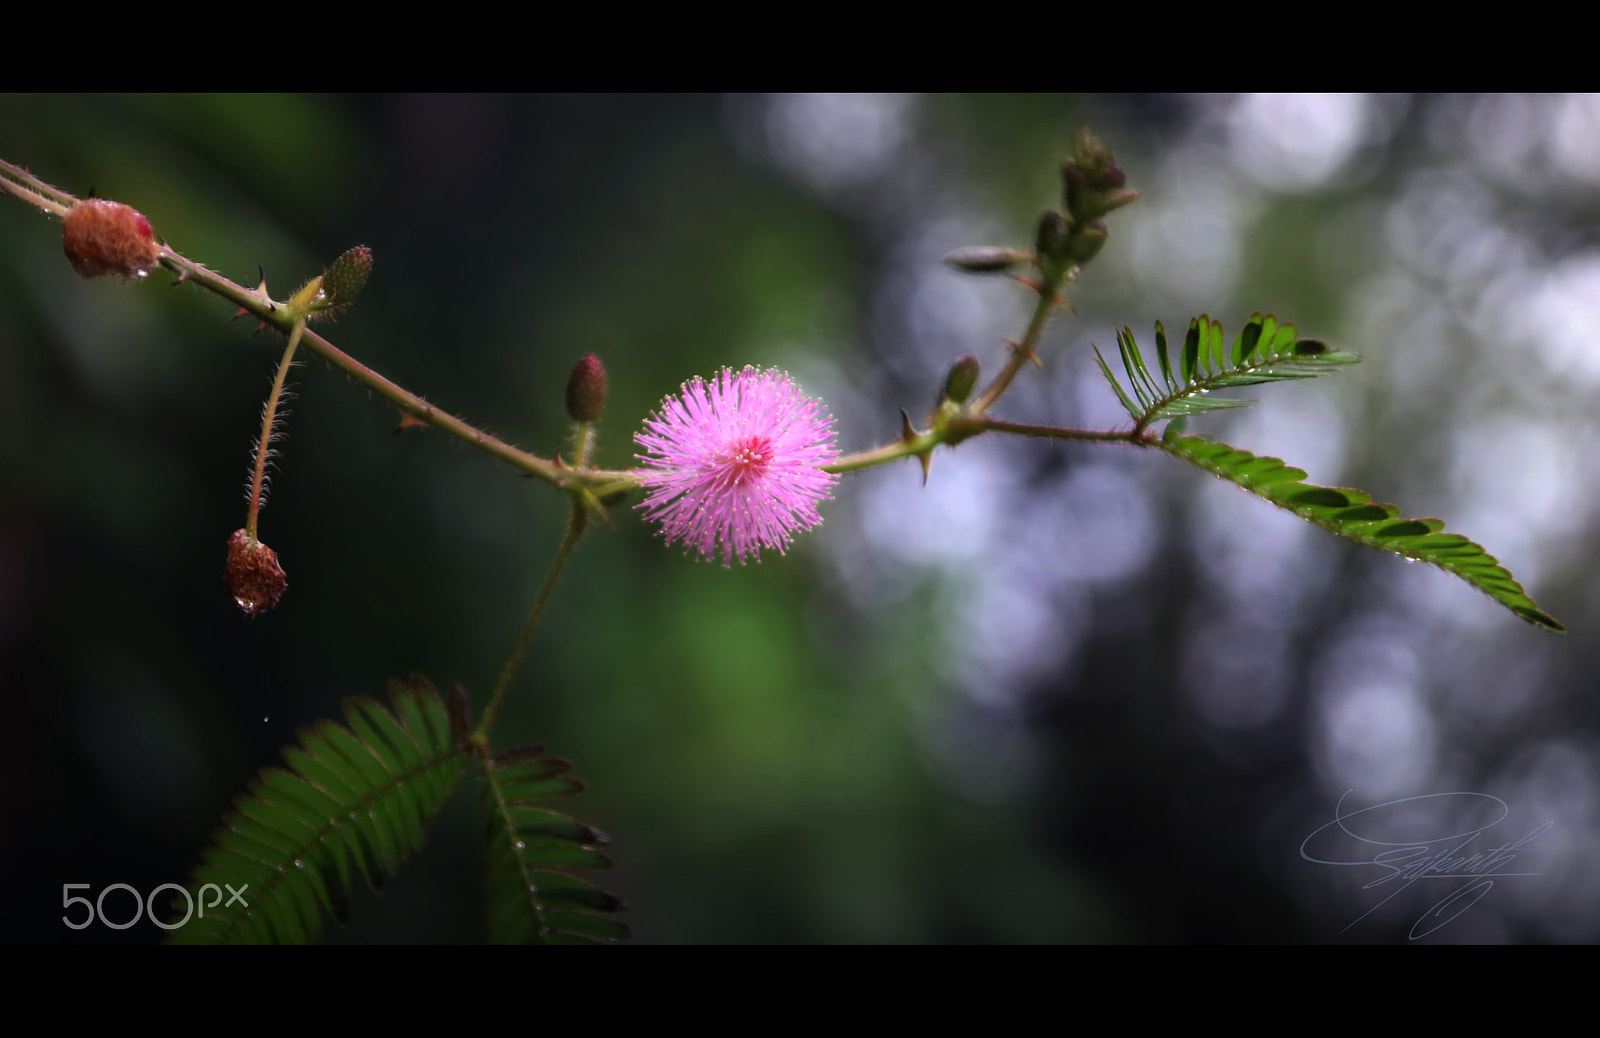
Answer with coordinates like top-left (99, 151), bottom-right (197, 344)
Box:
top-left (1061, 160), bottom-right (1090, 205)
top-left (943, 246), bottom-right (1032, 275)
top-left (1072, 128), bottom-right (1116, 183)
top-left (225, 529), bottom-right (287, 616)
top-left (1100, 188), bottom-right (1141, 214)
top-left (566, 353), bottom-right (608, 422)
top-left (943, 354), bottom-right (980, 404)
top-left (1063, 220), bottom-right (1108, 265)
top-left (322, 245), bottom-right (373, 309)
top-left (61, 198), bottom-right (161, 280)
top-left (1062, 131), bottom-right (1137, 225)
top-left (1034, 210), bottom-right (1072, 262)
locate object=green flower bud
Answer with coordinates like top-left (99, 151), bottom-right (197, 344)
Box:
top-left (1073, 128), bottom-right (1115, 182)
top-left (943, 354), bottom-right (980, 404)
top-left (1063, 220), bottom-right (1108, 265)
top-left (1035, 210), bottom-right (1072, 262)
top-left (322, 245), bottom-right (373, 310)
top-left (1062, 131), bottom-right (1138, 225)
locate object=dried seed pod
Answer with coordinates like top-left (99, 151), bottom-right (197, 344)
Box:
top-left (225, 529), bottom-right (287, 616)
top-left (61, 198), bottom-right (162, 280)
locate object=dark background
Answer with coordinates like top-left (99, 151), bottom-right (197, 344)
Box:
top-left (2, 94), bottom-right (1596, 943)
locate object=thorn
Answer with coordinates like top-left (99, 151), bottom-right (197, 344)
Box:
top-left (1010, 274), bottom-right (1043, 294)
top-left (394, 411), bottom-right (428, 435)
top-left (899, 409), bottom-right (932, 485)
top-left (230, 306), bottom-right (250, 323)
top-left (1005, 338), bottom-right (1044, 370)
top-left (256, 266), bottom-right (267, 294)
top-left (899, 408), bottom-right (918, 443)
top-left (88, 185), bottom-right (97, 199)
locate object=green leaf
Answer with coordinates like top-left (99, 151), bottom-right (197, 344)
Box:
top-left (481, 744), bottom-right (629, 944)
top-left (1094, 344), bottom-right (1142, 423)
top-left (165, 675), bottom-right (472, 944)
top-left (1093, 313), bottom-right (1359, 433)
top-left (1154, 321), bottom-right (1175, 390)
top-left (1162, 434), bottom-right (1564, 632)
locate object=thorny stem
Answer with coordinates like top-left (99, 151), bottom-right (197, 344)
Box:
top-left (5, 157), bottom-right (1133, 496)
top-left (473, 507), bottom-right (586, 745)
top-left (824, 415), bottom-right (1149, 475)
top-left (970, 272), bottom-right (1066, 414)
top-left (246, 319), bottom-right (304, 541)
top-left (1, 160), bottom-right (591, 489)
top-left (165, 249), bottom-right (581, 487)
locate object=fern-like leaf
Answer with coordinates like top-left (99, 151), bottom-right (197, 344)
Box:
top-left (1162, 432), bottom-right (1564, 632)
top-left (165, 675), bottom-right (472, 944)
top-left (1095, 313), bottom-right (1359, 432)
top-left (481, 743), bottom-right (629, 944)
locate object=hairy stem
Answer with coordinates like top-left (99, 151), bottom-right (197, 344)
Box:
top-left (156, 247), bottom-right (581, 488)
top-left (571, 421), bottom-right (597, 470)
top-left (246, 319), bottom-right (304, 540)
top-left (0, 158), bottom-right (75, 217)
top-left (970, 275), bottom-right (1065, 414)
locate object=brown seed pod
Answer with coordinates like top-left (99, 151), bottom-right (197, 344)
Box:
top-left (225, 529), bottom-right (287, 616)
top-left (61, 198), bottom-right (162, 280)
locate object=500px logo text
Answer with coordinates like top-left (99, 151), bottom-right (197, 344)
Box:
top-left (62, 882), bottom-right (249, 931)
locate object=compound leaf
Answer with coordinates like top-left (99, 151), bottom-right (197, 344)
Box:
top-left (481, 744), bottom-right (629, 944)
top-left (164, 675), bottom-right (472, 944)
top-left (1096, 314), bottom-right (1358, 432)
top-left (1163, 434), bottom-right (1564, 632)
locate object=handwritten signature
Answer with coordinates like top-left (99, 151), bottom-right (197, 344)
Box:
top-left (1300, 791), bottom-right (1551, 940)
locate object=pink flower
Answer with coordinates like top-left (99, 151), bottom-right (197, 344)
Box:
top-left (636, 366), bottom-right (839, 566)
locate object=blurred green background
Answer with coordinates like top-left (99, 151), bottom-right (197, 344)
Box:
top-left (3, 94), bottom-right (1598, 943)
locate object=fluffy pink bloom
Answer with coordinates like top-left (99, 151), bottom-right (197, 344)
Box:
top-left (636, 366), bottom-right (839, 566)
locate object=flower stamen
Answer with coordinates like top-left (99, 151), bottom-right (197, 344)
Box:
top-left (635, 367), bottom-right (838, 566)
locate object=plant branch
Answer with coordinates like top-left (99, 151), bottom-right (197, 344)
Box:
top-left (979, 418), bottom-right (1152, 445)
top-left (473, 506), bottom-right (587, 744)
top-left (154, 248), bottom-right (581, 487)
top-left (0, 163), bottom-right (604, 492)
top-left (246, 318), bottom-right (304, 540)
top-left (970, 273), bottom-right (1067, 414)
top-left (0, 158), bottom-right (75, 217)
top-left (825, 412), bottom-right (1150, 475)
